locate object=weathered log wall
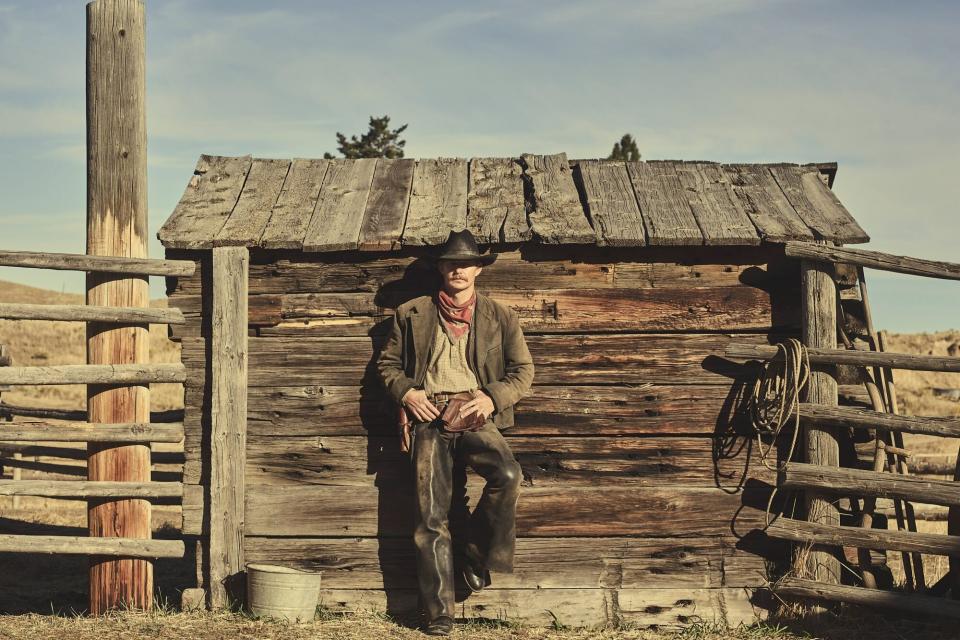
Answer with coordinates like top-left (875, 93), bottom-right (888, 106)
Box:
top-left (166, 244), bottom-right (798, 627)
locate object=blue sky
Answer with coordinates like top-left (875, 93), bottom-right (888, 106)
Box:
top-left (0, 0), bottom-right (957, 332)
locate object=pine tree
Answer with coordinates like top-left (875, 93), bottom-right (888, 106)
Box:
top-left (325, 115), bottom-right (408, 159)
top-left (607, 133), bottom-right (641, 162)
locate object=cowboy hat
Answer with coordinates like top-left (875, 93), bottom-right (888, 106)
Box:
top-left (434, 229), bottom-right (496, 266)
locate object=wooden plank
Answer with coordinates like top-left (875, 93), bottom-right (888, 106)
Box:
top-left (158, 155), bottom-right (253, 250)
top-left (0, 535), bottom-right (184, 558)
top-left (0, 250), bottom-right (195, 276)
top-left (626, 162), bottom-right (703, 245)
top-left (180, 333), bottom-right (780, 387)
top-left (467, 157), bottom-right (530, 243)
top-left (241, 384), bottom-right (748, 437)
top-left (674, 163), bottom-right (760, 245)
top-left (357, 158), bottom-right (415, 251)
top-left (0, 302), bottom-right (184, 325)
top-left (782, 462), bottom-right (960, 507)
top-left (241, 435), bottom-right (772, 489)
top-left (723, 164), bottom-right (814, 242)
top-left (259, 158), bottom-right (330, 250)
top-left (244, 536), bottom-right (768, 589)
top-left (767, 518), bottom-right (960, 557)
top-left (784, 241), bottom-right (960, 281)
top-left (302, 159), bottom-right (379, 252)
top-left (576, 160), bottom-right (645, 246)
top-left (208, 246), bottom-right (249, 609)
top-left (777, 577), bottom-right (960, 619)
top-left (313, 587), bottom-right (762, 628)
top-left (235, 285), bottom-right (786, 333)
top-left (0, 363), bottom-right (186, 385)
top-left (170, 246), bottom-right (787, 296)
top-left (726, 342), bottom-right (960, 373)
top-left (0, 480), bottom-right (182, 498)
top-left (238, 485), bottom-right (770, 537)
top-left (521, 153), bottom-right (595, 244)
top-left (791, 404), bottom-right (960, 438)
top-left (0, 421), bottom-right (183, 443)
top-left (769, 166), bottom-right (870, 243)
top-left (213, 158), bottom-right (290, 246)
top-left (799, 257), bottom-right (840, 585)
top-left (401, 158), bottom-right (469, 246)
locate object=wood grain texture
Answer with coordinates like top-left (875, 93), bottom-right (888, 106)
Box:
top-left (214, 158), bottom-right (290, 246)
top-left (784, 241), bottom-right (960, 281)
top-left (244, 536), bottom-right (768, 589)
top-left (259, 158), bottom-right (329, 250)
top-left (521, 153), bottom-right (595, 244)
top-left (241, 435), bottom-right (771, 489)
top-left (401, 158), bottom-right (469, 246)
top-left (0, 250), bottom-right (195, 276)
top-left (576, 160), bottom-right (645, 246)
top-left (158, 155), bottom-right (253, 250)
top-left (782, 462), bottom-right (960, 507)
top-left (86, 0), bottom-right (153, 613)
top-left (179, 332), bottom-right (779, 387)
top-left (727, 342), bottom-right (960, 373)
top-left (0, 535), bottom-right (184, 559)
top-left (0, 363), bottom-right (186, 385)
top-left (0, 302), bottom-right (183, 325)
top-left (769, 165), bottom-right (869, 243)
top-left (231, 484), bottom-right (770, 537)
top-left (766, 517), bottom-right (960, 557)
top-left (0, 480), bottom-right (181, 498)
top-left (357, 158), bottom-right (415, 251)
top-left (302, 159), bottom-right (378, 252)
top-left (799, 258), bottom-right (839, 584)
top-left (777, 578), bottom-right (960, 619)
top-left (239, 384), bottom-right (747, 437)
top-left (208, 246), bottom-right (248, 609)
top-left (674, 163), bottom-right (759, 245)
top-left (0, 421), bottom-right (183, 443)
top-left (467, 157), bottom-right (529, 243)
top-left (723, 164), bottom-right (814, 242)
top-left (626, 162), bottom-right (703, 245)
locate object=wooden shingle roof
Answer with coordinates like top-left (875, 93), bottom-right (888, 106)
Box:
top-left (158, 153), bottom-right (869, 251)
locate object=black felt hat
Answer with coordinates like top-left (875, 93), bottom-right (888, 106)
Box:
top-left (434, 229), bottom-right (497, 265)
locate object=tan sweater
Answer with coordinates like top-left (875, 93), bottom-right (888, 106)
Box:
top-left (423, 322), bottom-right (479, 395)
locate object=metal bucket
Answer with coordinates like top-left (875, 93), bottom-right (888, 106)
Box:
top-left (246, 563), bottom-right (322, 622)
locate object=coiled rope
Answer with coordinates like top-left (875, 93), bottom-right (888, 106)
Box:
top-left (746, 338), bottom-right (811, 525)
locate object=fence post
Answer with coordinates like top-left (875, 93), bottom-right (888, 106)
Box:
top-left (208, 246), bottom-right (249, 608)
top-left (86, 0), bottom-right (151, 613)
top-left (798, 256), bottom-right (841, 588)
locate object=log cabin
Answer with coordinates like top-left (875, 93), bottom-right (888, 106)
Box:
top-left (157, 153), bottom-right (871, 627)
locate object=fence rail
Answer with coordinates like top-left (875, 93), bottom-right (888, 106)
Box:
top-left (0, 421), bottom-right (183, 443)
top-left (0, 535), bottom-right (185, 558)
top-left (0, 363), bottom-right (186, 386)
top-left (0, 480), bottom-right (183, 498)
top-left (0, 302), bottom-right (184, 325)
top-left (0, 249), bottom-right (194, 277)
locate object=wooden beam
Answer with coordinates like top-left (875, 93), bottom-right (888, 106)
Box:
top-left (776, 577), bottom-right (960, 619)
top-left (0, 364), bottom-right (186, 385)
top-left (799, 256), bottom-right (840, 585)
top-left (0, 421), bottom-right (183, 443)
top-left (207, 246), bottom-right (248, 609)
top-left (794, 404), bottom-right (960, 439)
top-left (0, 249), bottom-right (194, 276)
top-left (726, 342), bottom-right (960, 373)
top-left (785, 241), bottom-right (960, 281)
top-left (767, 517), bottom-right (960, 557)
top-left (0, 480), bottom-right (182, 498)
top-left (0, 535), bottom-right (184, 558)
top-left (0, 303), bottom-right (184, 325)
top-left (86, 0), bottom-right (152, 613)
top-left (782, 462), bottom-right (960, 507)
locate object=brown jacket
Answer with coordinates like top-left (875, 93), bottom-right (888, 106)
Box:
top-left (377, 293), bottom-right (535, 430)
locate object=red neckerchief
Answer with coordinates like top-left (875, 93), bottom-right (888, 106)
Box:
top-left (436, 289), bottom-right (475, 341)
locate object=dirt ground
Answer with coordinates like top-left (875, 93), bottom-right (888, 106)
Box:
top-left (0, 278), bottom-right (958, 637)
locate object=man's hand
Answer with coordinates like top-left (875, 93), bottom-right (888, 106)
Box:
top-left (402, 388), bottom-right (440, 422)
top-left (460, 391), bottom-right (495, 421)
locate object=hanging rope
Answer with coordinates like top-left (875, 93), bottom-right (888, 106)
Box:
top-left (746, 338), bottom-right (811, 525)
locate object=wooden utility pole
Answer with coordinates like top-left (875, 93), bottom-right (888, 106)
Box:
top-left (86, 0), bottom-right (151, 613)
top-left (799, 256), bottom-right (841, 587)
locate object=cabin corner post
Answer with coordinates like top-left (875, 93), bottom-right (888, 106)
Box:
top-left (85, 0), bottom-right (151, 614)
top-left (798, 257), bottom-right (840, 585)
top-left (208, 246), bottom-right (249, 609)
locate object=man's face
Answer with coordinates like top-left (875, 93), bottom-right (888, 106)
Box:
top-left (437, 259), bottom-right (483, 293)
